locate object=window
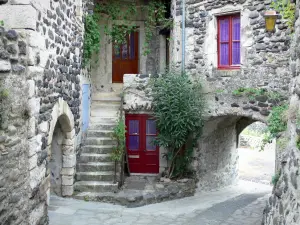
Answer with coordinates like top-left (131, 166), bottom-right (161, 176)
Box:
top-left (217, 14), bottom-right (241, 69)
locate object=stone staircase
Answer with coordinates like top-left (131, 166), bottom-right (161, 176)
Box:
top-left (74, 90), bottom-right (122, 196)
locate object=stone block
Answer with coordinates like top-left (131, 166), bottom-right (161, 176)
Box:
top-left (29, 203), bottom-right (45, 225)
top-left (28, 134), bottom-right (42, 157)
top-left (60, 167), bottom-right (75, 176)
top-left (62, 185), bottom-right (73, 196)
top-left (0, 59), bottom-right (11, 72)
top-left (39, 175), bottom-right (50, 196)
top-left (63, 154), bottom-right (76, 168)
top-left (27, 97), bottom-right (40, 116)
top-left (62, 175), bottom-right (74, 186)
top-left (39, 50), bottom-right (49, 68)
top-left (38, 121), bottom-right (49, 133)
top-left (27, 80), bottom-right (35, 98)
top-left (27, 47), bottom-right (36, 66)
top-left (28, 117), bottom-right (36, 138)
top-left (29, 163), bottom-right (46, 190)
top-left (28, 153), bottom-right (37, 170)
top-left (62, 138), bottom-right (74, 146)
top-left (0, 5), bottom-right (37, 30)
top-left (11, 0), bottom-right (31, 5)
top-left (62, 145), bottom-right (74, 155)
top-left (65, 129), bottom-right (75, 139)
top-left (27, 66), bottom-right (43, 79)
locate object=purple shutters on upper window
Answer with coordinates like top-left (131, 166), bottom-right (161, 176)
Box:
top-left (232, 17), bottom-right (241, 65)
top-left (218, 14), bottom-right (241, 68)
top-left (220, 18), bottom-right (230, 66)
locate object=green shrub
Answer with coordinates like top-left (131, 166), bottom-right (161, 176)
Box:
top-left (272, 171), bottom-right (281, 186)
top-left (110, 118), bottom-right (126, 162)
top-left (83, 14), bottom-right (101, 67)
top-left (149, 70), bottom-right (205, 178)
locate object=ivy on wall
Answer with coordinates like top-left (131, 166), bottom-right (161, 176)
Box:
top-left (83, 14), bottom-right (101, 67)
top-left (271, 0), bottom-right (296, 30)
top-left (82, 0), bottom-right (172, 66)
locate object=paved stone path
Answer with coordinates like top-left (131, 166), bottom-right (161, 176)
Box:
top-left (49, 180), bottom-right (271, 225)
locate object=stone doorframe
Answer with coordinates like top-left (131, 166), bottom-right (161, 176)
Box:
top-left (47, 98), bottom-right (76, 197)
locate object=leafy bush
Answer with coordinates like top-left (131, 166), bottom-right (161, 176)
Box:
top-left (110, 118), bottom-right (126, 162)
top-left (83, 14), bottom-right (101, 67)
top-left (261, 104), bottom-right (288, 151)
top-left (149, 70), bottom-right (205, 178)
top-left (271, 0), bottom-right (296, 30)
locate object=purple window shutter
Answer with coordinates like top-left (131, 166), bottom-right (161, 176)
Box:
top-left (232, 17), bottom-right (241, 65)
top-left (220, 18), bottom-right (230, 66)
top-left (129, 120), bottom-right (139, 151)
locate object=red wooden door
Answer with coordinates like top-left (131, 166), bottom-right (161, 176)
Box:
top-left (112, 31), bottom-right (139, 83)
top-left (125, 114), bottom-right (159, 174)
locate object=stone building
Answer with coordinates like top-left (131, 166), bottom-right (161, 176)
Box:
top-left (0, 0), bottom-right (299, 224)
top-left (124, 0), bottom-right (292, 190)
top-left (0, 0), bottom-right (87, 224)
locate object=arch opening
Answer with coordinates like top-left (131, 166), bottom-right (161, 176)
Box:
top-left (238, 121), bottom-right (276, 185)
top-left (195, 115), bottom-right (275, 191)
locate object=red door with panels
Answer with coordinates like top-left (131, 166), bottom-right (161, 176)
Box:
top-left (112, 31), bottom-right (139, 83)
top-left (125, 114), bottom-right (159, 174)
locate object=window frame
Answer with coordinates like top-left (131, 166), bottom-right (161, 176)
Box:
top-left (217, 14), bottom-right (241, 70)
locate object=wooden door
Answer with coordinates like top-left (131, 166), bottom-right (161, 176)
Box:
top-left (112, 31), bottom-right (139, 83)
top-left (126, 114), bottom-right (159, 174)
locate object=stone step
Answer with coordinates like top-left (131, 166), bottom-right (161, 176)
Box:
top-left (77, 162), bottom-right (115, 172)
top-left (87, 130), bottom-right (114, 138)
top-left (82, 145), bottom-right (114, 154)
top-left (91, 101), bottom-right (121, 108)
top-left (92, 95), bottom-right (122, 102)
top-left (85, 137), bottom-right (116, 146)
top-left (76, 171), bottom-right (116, 182)
top-left (89, 123), bottom-right (116, 130)
top-left (89, 117), bottom-right (118, 124)
top-left (74, 181), bottom-right (118, 193)
top-left (79, 153), bottom-right (112, 163)
top-left (90, 110), bottom-right (119, 118)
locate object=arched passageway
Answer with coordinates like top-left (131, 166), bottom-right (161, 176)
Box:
top-left (195, 115), bottom-right (275, 191)
top-left (238, 121), bottom-right (275, 185)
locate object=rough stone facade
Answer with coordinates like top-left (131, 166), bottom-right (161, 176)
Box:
top-left (0, 0), bottom-right (88, 224)
top-left (0, 27), bottom-right (31, 225)
top-left (263, 1), bottom-right (300, 224)
top-left (123, 0), bottom-right (293, 191)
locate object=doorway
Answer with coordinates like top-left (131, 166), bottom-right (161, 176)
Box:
top-left (112, 31), bottom-right (139, 83)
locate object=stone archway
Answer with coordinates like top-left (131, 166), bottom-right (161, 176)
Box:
top-left (194, 115), bottom-right (268, 191)
top-left (47, 98), bottom-right (76, 197)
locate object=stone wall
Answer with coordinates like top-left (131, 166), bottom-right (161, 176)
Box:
top-left (171, 0), bottom-right (291, 121)
top-left (0, 0), bottom-right (89, 224)
top-left (91, 0), bottom-right (164, 92)
top-left (0, 27), bottom-right (31, 225)
top-left (262, 1), bottom-right (300, 224)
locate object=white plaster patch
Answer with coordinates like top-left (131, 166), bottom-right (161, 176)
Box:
top-left (28, 134), bottom-right (42, 157)
top-left (0, 5), bottom-right (37, 30)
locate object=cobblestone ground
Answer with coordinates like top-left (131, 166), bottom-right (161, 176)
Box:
top-left (49, 180), bottom-right (271, 225)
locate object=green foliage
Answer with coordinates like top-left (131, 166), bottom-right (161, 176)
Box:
top-left (0, 87), bottom-right (9, 127)
top-left (149, 70), bottom-right (205, 178)
top-left (241, 128), bottom-right (267, 137)
top-left (296, 136), bottom-right (300, 150)
top-left (272, 171), bottom-right (281, 186)
top-left (0, 20), bottom-right (4, 26)
top-left (271, 0), bottom-right (296, 30)
top-left (232, 87), bottom-right (282, 102)
top-left (260, 104), bottom-right (288, 151)
top-left (95, 0), bottom-right (172, 55)
top-left (83, 14), bottom-right (101, 67)
top-left (110, 118), bottom-right (126, 162)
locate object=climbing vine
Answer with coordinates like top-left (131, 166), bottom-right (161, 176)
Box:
top-left (94, 0), bottom-right (172, 55)
top-left (271, 0), bottom-right (296, 30)
top-left (0, 20), bottom-right (4, 26)
top-left (83, 14), bottom-right (101, 67)
top-left (149, 70), bottom-right (205, 179)
top-left (261, 104), bottom-right (288, 151)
